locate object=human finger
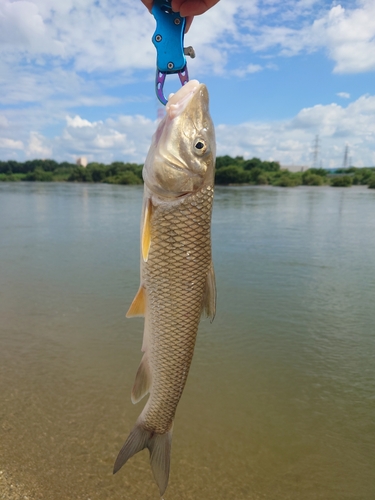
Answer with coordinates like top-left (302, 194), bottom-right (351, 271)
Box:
top-left (184, 15), bottom-right (194, 32)
top-left (172, 0), bottom-right (220, 17)
top-left (140, 0), bottom-right (153, 12)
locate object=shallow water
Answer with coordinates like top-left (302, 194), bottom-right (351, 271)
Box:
top-left (0, 183), bottom-right (374, 499)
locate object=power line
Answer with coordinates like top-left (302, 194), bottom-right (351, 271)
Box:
top-left (312, 135), bottom-right (319, 168)
top-left (343, 144), bottom-right (349, 169)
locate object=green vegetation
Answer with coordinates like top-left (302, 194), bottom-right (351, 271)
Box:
top-left (0, 159), bottom-right (143, 185)
top-left (214, 159), bottom-right (375, 189)
top-left (330, 175), bottom-right (353, 187)
top-left (67, 162), bottom-right (143, 184)
top-left (0, 157), bottom-right (374, 188)
top-left (330, 166), bottom-right (375, 188)
top-left (352, 168), bottom-right (375, 185)
top-left (214, 156), bottom-right (299, 186)
top-left (301, 168), bottom-right (328, 186)
top-left (215, 156), bottom-right (307, 187)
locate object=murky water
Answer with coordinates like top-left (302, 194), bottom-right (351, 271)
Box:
top-left (0, 183), bottom-right (374, 499)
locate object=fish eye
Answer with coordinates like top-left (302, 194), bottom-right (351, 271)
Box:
top-left (193, 138), bottom-right (207, 155)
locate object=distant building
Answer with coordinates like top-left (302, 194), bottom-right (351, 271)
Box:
top-left (282, 165), bottom-right (308, 173)
top-left (76, 157), bottom-right (88, 168)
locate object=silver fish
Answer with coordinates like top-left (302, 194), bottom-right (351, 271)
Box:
top-left (113, 80), bottom-right (216, 497)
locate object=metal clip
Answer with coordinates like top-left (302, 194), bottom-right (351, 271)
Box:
top-left (151, 0), bottom-right (195, 105)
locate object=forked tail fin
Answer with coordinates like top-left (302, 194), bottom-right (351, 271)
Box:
top-left (113, 421), bottom-right (173, 497)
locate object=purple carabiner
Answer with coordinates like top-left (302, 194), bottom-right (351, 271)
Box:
top-left (156, 65), bottom-right (190, 106)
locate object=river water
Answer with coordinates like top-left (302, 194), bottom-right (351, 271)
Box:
top-left (0, 182), bottom-right (374, 500)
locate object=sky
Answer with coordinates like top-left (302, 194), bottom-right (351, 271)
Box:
top-left (0, 0), bottom-right (375, 168)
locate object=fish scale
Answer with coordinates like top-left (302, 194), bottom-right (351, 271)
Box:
top-left (143, 185), bottom-right (214, 434)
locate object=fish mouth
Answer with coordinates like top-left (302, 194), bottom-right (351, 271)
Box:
top-left (144, 79), bottom-right (210, 198)
top-left (152, 80), bottom-right (202, 147)
top-left (166, 80), bottom-right (201, 120)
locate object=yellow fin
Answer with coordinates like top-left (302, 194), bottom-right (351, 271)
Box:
top-left (201, 262), bottom-right (216, 322)
top-left (142, 198), bottom-right (152, 262)
top-left (131, 354), bottom-right (152, 404)
top-left (126, 286), bottom-right (146, 318)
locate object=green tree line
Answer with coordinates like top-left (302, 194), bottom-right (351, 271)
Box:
top-left (0, 159), bottom-right (143, 185)
top-left (1, 157), bottom-right (375, 188)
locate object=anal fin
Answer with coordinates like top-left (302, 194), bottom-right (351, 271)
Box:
top-left (131, 354), bottom-right (152, 404)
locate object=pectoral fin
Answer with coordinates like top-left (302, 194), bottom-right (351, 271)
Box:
top-left (201, 262), bottom-right (216, 322)
top-left (126, 286), bottom-right (146, 318)
top-left (142, 198), bottom-right (152, 262)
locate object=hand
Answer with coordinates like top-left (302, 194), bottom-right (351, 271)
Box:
top-left (140, 1), bottom-right (153, 11)
top-left (141, 0), bottom-right (220, 32)
top-left (171, 0), bottom-right (220, 17)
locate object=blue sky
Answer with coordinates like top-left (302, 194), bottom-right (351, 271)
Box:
top-left (0, 0), bottom-right (374, 168)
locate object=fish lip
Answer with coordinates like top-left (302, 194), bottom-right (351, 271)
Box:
top-left (166, 80), bottom-right (201, 120)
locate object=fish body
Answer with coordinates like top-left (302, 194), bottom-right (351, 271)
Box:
top-left (113, 80), bottom-right (216, 496)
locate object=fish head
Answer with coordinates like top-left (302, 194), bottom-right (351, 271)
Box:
top-left (143, 80), bottom-right (216, 198)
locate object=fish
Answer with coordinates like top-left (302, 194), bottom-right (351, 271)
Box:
top-left (113, 79), bottom-right (216, 497)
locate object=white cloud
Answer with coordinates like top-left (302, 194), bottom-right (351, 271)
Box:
top-left (0, 137), bottom-right (24, 150)
top-left (52, 114), bottom-right (156, 163)
top-left (66, 115), bottom-right (98, 128)
top-left (26, 131), bottom-right (52, 158)
top-left (0, 1), bottom-right (63, 56)
top-left (232, 64), bottom-right (263, 77)
top-left (0, 0), bottom-right (374, 80)
top-left (1, 95), bottom-right (375, 168)
top-left (215, 94), bottom-right (375, 168)
top-left (337, 92), bottom-right (350, 99)
top-left (0, 0), bottom-right (263, 77)
top-left (312, 2), bottom-right (375, 74)
top-left (244, 0), bottom-right (375, 74)
top-left (0, 64), bottom-right (96, 106)
top-left (0, 115), bottom-right (9, 128)
top-left (0, 0), bottom-right (154, 71)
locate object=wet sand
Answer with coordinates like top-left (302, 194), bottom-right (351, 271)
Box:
top-left (0, 470), bottom-right (32, 500)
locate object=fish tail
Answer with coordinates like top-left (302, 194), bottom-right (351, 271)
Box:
top-left (113, 420), bottom-right (173, 497)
